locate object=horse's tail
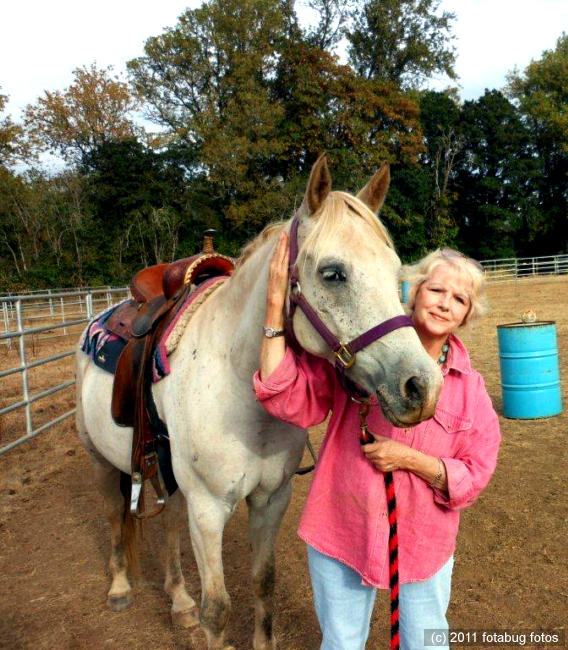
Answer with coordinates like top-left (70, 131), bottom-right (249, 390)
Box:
top-left (122, 484), bottom-right (141, 576)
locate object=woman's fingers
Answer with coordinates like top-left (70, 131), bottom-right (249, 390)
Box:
top-left (273, 230), bottom-right (289, 268)
top-left (267, 231), bottom-right (290, 312)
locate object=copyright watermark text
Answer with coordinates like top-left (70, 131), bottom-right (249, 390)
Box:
top-left (424, 629), bottom-right (565, 647)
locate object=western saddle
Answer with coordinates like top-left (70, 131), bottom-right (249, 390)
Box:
top-left (105, 230), bottom-right (234, 517)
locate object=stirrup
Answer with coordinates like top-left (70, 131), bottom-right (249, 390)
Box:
top-left (129, 460), bottom-right (168, 519)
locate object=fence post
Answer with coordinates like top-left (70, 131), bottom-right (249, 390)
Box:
top-left (2, 301), bottom-right (11, 349)
top-left (86, 292), bottom-right (93, 320)
top-left (48, 289), bottom-right (54, 317)
top-left (60, 296), bottom-right (67, 335)
top-left (16, 300), bottom-right (33, 436)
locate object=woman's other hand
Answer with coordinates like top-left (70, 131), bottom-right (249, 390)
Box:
top-left (363, 435), bottom-right (448, 492)
top-left (362, 435), bottom-right (414, 472)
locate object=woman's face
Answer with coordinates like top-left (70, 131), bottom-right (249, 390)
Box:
top-left (412, 264), bottom-right (472, 341)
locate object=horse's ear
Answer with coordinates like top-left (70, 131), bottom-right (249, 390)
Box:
top-left (304, 153), bottom-right (332, 216)
top-left (357, 163), bottom-right (390, 214)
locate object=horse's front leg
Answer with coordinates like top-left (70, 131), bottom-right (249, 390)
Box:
top-left (247, 481), bottom-right (293, 650)
top-left (162, 489), bottom-right (199, 628)
top-left (185, 489), bottom-right (234, 650)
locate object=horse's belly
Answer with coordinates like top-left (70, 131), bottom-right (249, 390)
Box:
top-left (80, 359), bottom-right (132, 473)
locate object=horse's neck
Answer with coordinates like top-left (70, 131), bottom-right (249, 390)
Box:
top-left (218, 235), bottom-right (277, 380)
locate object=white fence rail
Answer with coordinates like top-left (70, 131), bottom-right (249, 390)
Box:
top-left (480, 254), bottom-right (568, 282)
top-left (0, 287), bottom-right (129, 455)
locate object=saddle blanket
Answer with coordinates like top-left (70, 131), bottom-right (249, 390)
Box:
top-left (81, 275), bottom-right (228, 382)
top-left (80, 299), bottom-right (128, 373)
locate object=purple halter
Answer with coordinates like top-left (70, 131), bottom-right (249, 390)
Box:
top-left (285, 213), bottom-right (414, 397)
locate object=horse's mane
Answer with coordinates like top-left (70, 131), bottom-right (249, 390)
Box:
top-left (233, 221), bottom-right (286, 273)
top-left (233, 191), bottom-right (393, 274)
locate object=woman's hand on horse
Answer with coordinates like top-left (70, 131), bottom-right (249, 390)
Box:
top-left (266, 230), bottom-right (289, 321)
top-left (362, 435), bottom-right (415, 472)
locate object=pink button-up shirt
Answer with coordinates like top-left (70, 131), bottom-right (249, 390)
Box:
top-left (253, 334), bottom-right (501, 588)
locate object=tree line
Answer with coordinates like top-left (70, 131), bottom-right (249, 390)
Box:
top-left (0, 0), bottom-right (566, 291)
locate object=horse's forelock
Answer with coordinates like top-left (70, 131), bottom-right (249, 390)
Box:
top-left (300, 191), bottom-right (394, 268)
top-left (233, 192), bottom-right (393, 276)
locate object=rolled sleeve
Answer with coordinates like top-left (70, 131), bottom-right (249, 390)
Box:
top-left (433, 381), bottom-right (501, 510)
top-left (253, 348), bottom-right (334, 429)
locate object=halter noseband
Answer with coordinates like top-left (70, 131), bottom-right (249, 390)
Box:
top-left (285, 213), bottom-right (414, 397)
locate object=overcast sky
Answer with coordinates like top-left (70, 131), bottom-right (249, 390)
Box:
top-left (2, 0), bottom-right (567, 122)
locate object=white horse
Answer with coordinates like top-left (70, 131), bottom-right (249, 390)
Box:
top-left (75, 155), bottom-right (442, 650)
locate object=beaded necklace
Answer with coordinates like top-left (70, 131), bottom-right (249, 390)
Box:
top-left (437, 340), bottom-right (450, 366)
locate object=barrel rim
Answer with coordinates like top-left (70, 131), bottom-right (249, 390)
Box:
top-left (497, 320), bottom-right (556, 329)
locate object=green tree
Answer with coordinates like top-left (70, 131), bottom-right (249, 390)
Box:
top-left (0, 90), bottom-right (29, 169)
top-left (416, 90), bottom-right (461, 249)
top-left (303, 0), bottom-right (354, 50)
top-left (129, 0), bottom-right (296, 238)
top-left (273, 42), bottom-right (424, 184)
top-left (346, 0), bottom-right (456, 86)
top-left (24, 64), bottom-right (138, 166)
top-left (130, 0), bottom-right (429, 240)
top-left (82, 138), bottom-right (190, 281)
top-left (507, 34), bottom-right (568, 253)
top-left (453, 90), bottom-right (542, 259)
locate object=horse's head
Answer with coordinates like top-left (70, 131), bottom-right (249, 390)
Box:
top-left (288, 155), bottom-right (442, 426)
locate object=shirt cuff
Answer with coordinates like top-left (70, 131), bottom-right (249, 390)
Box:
top-left (432, 456), bottom-right (474, 509)
top-left (253, 347), bottom-right (298, 401)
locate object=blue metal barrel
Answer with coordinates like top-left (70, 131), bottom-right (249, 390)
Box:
top-left (497, 321), bottom-right (563, 419)
top-left (400, 281), bottom-right (410, 304)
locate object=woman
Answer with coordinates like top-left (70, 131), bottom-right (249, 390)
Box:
top-left (253, 235), bottom-right (501, 650)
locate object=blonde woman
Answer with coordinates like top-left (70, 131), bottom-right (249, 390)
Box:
top-left (254, 240), bottom-right (501, 650)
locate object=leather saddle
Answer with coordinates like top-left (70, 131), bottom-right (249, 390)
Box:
top-left (106, 230), bottom-right (234, 517)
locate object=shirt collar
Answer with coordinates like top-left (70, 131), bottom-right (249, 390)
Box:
top-left (444, 333), bottom-right (473, 375)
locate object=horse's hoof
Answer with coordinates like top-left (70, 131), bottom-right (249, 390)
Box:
top-left (107, 592), bottom-right (133, 612)
top-left (172, 606), bottom-right (199, 628)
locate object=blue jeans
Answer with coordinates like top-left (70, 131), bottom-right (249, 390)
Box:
top-left (307, 546), bottom-right (454, 650)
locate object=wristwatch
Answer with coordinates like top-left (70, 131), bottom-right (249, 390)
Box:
top-left (263, 326), bottom-right (285, 338)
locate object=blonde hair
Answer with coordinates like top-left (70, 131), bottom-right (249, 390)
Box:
top-left (402, 248), bottom-right (488, 326)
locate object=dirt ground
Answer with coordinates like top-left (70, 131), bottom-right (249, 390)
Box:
top-left (0, 276), bottom-right (566, 649)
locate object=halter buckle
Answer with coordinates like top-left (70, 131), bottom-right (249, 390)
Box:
top-left (335, 344), bottom-right (356, 369)
top-left (290, 280), bottom-right (302, 296)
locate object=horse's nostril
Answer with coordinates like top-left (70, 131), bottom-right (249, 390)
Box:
top-left (404, 375), bottom-right (425, 404)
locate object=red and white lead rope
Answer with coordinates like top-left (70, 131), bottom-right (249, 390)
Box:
top-left (359, 402), bottom-right (400, 650)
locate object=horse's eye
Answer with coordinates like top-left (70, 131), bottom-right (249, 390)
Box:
top-left (320, 267), bottom-right (347, 282)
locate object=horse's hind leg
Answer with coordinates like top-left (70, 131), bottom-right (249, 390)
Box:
top-left (247, 481), bottom-right (293, 650)
top-left (162, 489), bottom-right (199, 628)
top-left (90, 457), bottom-right (135, 612)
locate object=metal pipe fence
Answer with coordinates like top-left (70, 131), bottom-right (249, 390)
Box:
top-left (0, 287), bottom-right (129, 455)
top-left (480, 254), bottom-right (568, 283)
